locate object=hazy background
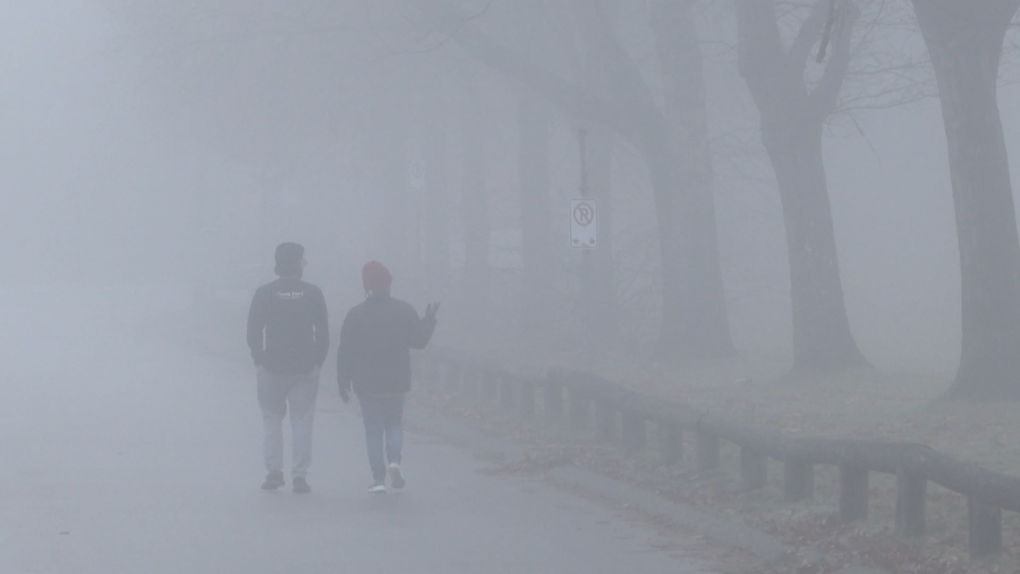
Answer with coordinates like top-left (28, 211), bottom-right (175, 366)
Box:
top-left (4, 0), bottom-right (1020, 377)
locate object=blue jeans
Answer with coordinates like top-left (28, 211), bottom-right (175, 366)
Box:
top-left (358, 395), bottom-right (405, 482)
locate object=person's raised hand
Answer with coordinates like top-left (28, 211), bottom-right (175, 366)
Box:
top-left (424, 301), bottom-right (441, 322)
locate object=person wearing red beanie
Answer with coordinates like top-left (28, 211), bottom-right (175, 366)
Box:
top-left (337, 261), bottom-right (439, 492)
top-left (361, 260), bottom-right (393, 294)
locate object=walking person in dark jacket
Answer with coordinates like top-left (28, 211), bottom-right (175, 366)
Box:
top-left (247, 243), bottom-right (329, 493)
top-left (337, 261), bottom-right (438, 493)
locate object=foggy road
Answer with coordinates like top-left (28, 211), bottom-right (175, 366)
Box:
top-left (0, 288), bottom-right (712, 574)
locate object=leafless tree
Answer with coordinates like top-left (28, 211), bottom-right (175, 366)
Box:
top-left (911, 0), bottom-right (1020, 399)
top-left (735, 0), bottom-right (868, 375)
top-left (414, 0), bottom-right (736, 357)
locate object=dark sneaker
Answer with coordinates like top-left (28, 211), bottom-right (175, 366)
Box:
top-left (261, 471), bottom-right (284, 491)
top-left (292, 476), bottom-right (311, 494)
top-left (388, 463), bottom-right (405, 490)
top-left (367, 481), bottom-right (386, 494)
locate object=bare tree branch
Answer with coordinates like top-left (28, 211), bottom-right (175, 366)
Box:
top-left (809, 0), bottom-right (860, 118)
top-left (789, 0), bottom-right (829, 70)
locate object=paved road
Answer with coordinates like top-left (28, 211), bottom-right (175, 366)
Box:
top-left (0, 287), bottom-right (713, 573)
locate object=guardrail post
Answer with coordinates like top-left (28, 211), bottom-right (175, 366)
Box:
top-left (696, 433), bottom-right (720, 471)
top-left (740, 448), bottom-right (767, 490)
top-left (519, 378), bottom-right (536, 419)
top-left (658, 422), bottom-right (682, 464)
top-left (839, 465), bottom-right (869, 522)
top-left (568, 389), bottom-right (589, 432)
top-left (498, 374), bottom-right (517, 413)
top-left (544, 383), bottom-right (564, 424)
top-left (783, 460), bottom-right (814, 501)
top-left (895, 468), bottom-right (926, 536)
top-left (621, 412), bottom-right (646, 452)
top-left (967, 495), bottom-right (1002, 559)
top-left (595, 400), bottom-right (615, 442)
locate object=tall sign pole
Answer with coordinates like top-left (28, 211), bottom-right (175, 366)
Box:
top-left (577, 128), bottom-right (593, 339)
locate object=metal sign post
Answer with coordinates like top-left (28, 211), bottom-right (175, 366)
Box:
top-left (571, 128), bottom-right (598, 249)
top-left (574, 128), bottom-right (597, 350)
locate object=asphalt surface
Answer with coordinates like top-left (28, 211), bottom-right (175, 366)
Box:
top-left (0, 287), bottom-right (715, 573)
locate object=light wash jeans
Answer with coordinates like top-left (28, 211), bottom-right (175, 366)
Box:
top-left (358, 395), bottom-right (405, 482)
top-left (257, 367), bottom-right (320, 478)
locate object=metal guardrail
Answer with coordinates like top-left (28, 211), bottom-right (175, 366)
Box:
top-left (417, 347), bottom-right (1017, 559)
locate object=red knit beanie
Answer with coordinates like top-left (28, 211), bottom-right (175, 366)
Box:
top-left (362, 260), bottom-right (393, 293)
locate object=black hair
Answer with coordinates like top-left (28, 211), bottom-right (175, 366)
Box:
top-left (274, 242), bottom-right (304, 277)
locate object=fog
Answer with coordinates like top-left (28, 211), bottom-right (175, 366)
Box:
top-left (4, 0), bottom-right (1020, 570)
top-left (5, 1), bottom-right (1019, 378)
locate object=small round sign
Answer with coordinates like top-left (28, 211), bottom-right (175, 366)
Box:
top-left (572, 201), bottom-right (595, 227)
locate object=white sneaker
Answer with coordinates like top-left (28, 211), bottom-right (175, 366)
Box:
top-left (388, 463), bottom-right (405, 490)
top-left (367, 481), bottom-right (386, 494)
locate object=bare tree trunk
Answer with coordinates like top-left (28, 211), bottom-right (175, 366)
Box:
top-left (912, 0), bottom-right (1020, 400)
top-left (517, 89), bottom-right (556, 333)
top-left (460, 86), bottom-right (490, 301)
top-left (763, 119), bottom-right (866, 372)
top-left (583, 126), bottom-right (619, 345)
top-left (377, 146), bottom-right (409, 278)
top-left (422, 123), bottom-right (451, 300)
top-left (190, 154), bottom-right (218, 310)
top-left (641, 141), bottom-right (733, 358)
top-left (736, 0), bottom-right (867, 375)
top-left (650, 0), bottom-right (734, 358)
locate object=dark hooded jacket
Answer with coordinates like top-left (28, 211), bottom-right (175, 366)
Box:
top-left (336, 292), bottom-right (435, 395)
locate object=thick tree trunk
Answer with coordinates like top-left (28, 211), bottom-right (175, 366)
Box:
top-left (421, 124), bottom-right (451, 299)
top-left (912, 0), bottom-right (1020, 400)
top-left (650, 0), bottom-right (734, 358)
top-left (642, 139), bottom-right (733, 358)
top-left (736, 0), bottom-right (866, 375)
top-left (190, 156), bottom-right (218, 311)
top-left (676, 163), bottom-right (734, 358)
top-left (517, 90), bottom-right (556, 333)
top-left (762, 120), bottom-right (866, 373)
top-left (377, 145), bottom-right (409, 278)
top-left (460, 92), bottom-right (490, 300)
top-left (582, 126), bottom-right (619, 345)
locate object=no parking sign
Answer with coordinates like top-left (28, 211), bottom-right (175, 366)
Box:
top-left (569, 198), bottom-right (597, 249)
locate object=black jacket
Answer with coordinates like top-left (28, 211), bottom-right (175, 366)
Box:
top-left (247, 278), bottom-right (329, 376)
top-left (336, 292), bottom-right (435, 395)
